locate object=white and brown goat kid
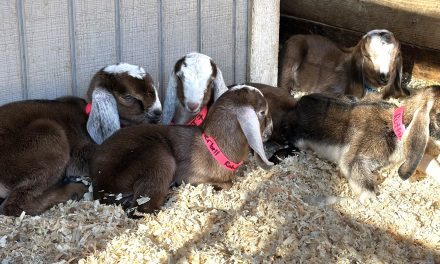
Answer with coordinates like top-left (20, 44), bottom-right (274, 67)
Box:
top-left (279, 29), bottom-right (409, 99)
top-left (161, 52), bottom-right (229, 125)
top-left (87, 63), bottom-right (162, 144)
top-left (272, 86), bottom-right (440, 202)
top-left (90, 85), bottom-right (273, 216)
top-left (0, 63), bottom-right (161, 216)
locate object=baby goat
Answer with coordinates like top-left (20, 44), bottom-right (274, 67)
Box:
top-left (87, 63), bottom-right (162, 144)
top-left (0, 63), bottom-right (161, 216)
top-left (161, 52), bottom-right (229, 125)
top-left (272, 86), bottom-right (440, 201)
top-left (90, 85), bottom-right (273, 216)
top-left (279, 29), bottom-right (409, 99)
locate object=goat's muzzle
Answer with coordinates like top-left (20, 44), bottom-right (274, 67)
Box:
top-left (147, 109), bottom-right (162, 124)
top-left (379, 72), bottom-right (389, 85)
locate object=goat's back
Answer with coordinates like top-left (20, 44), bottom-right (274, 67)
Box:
top-left (90, 124), bottom-right (198, 194)
top-left (280, 34), bottom-right (353, 95)
top-left (0, 97), bottom-right (89, 141)
top-left (289, 94), bottom-right (396, 146)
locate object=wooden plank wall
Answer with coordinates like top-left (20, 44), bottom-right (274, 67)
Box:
top-left (0, 0), bottom-right (248, 105)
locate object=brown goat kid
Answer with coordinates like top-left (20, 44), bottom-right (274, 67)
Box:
top-left (0, 63), bottom-right (162, 216)
top-left (90, 85), bottom-right (273, 216)
top-left (0, 97), bottom-right (91, 216)
top-left (279, 29), bottom-right (409, 99)
top-left (272, 86), bottom-right (440, 201)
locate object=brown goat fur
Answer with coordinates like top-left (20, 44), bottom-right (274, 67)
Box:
top-left (248, 83), bottom-right (298, 144)
top-left (0, 97), bottom-right (91, 216)
top-left (0, 63), bottom-right (162, 216)
top-left (279, 30), bottom-right (409, 99)
top-left (274, 86), bottom-right (440, 201)
top-left (90, 86), bottom-right (273, 215)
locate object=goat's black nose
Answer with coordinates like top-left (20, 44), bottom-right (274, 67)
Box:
top-left (153, 109), bottom-right (162, 117)
top-left (379, 73), bottom-right (389, 85)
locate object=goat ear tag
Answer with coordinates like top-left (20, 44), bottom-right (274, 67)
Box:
top-left (393, 106), bottom-right (406, 140)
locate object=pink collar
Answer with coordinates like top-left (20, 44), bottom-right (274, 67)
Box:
top-left (187, 106), bottom-right (208, 126)
top-left (392, 106), bottom-right (406, 140)
top-left (85, 102), bottom-right (92, 115)
top-left (201, 133), bottom-right (243, 171)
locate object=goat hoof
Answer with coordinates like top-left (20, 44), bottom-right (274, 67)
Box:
top-left (66, 182), bottom-right (88, 201)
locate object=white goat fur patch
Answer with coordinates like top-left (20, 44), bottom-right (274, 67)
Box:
top-left (364, 30), bottom-right (396, 76)
top-left (0, 183), bottom-right (9, 198)
top-left (296, 139), bottom-right (349, 164)
top-left (230, 84), bottom-right (264, 97)
top-left (104, 63), bottom-right (146, 80)
top-left (148, 87), bottom-right (162, 115)
top-left (178, 53), bottom-right (214, 105)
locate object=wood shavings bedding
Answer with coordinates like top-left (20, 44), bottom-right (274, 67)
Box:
top-left (0, 150), bottom-right (438, 263)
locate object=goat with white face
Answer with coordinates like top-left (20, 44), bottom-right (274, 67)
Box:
top-left (87, 63), bottom-right (162, 144)
top-left (161, 52), bottom-right (229, 125)
top-left (90, 85), bottom-right (273, 216)
top-left (279, 29), bottom-right (409, 99)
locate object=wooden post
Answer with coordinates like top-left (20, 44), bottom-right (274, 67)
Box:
top-left (248, 0), bottom-right (280, 86)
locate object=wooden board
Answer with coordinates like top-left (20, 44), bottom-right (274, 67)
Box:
top-left (0, 1), bottom-right (249, 104)
top-left (200, 1), bottom-right (234, 85)
top-left (24, 0), bottom-right (72, 99)
top-left (74, 0), bottom-right (117, 97)
top-left (161, 0), bottom-right (198, 99)
top-left (280, 0), bottom-right (440, 51)
top-left (119, 0), bottom-right (160, 88)
top-left (280, 15), bottom-right (440, 84)
top-left (235, 0), bottom-right (249, 85)
top-left (0, 2), bottom-right (24, 104)
top-left (248, 0), bottom-right (280, 86)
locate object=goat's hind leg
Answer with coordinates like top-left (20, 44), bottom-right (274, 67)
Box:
top-left (341, 157), bottom-right (378, 203)
top-left (0, 119), bottom-right (71, 216)
top-left (129, 150), bottom-right (177, 215)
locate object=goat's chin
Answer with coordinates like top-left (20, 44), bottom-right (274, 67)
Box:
top-left (120, 115), bottom-right (159, 127)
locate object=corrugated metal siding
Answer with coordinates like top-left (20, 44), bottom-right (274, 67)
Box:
top-left (0, 0), bottom-right (248, 105)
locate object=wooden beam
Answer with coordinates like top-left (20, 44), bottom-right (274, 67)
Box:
top-left (248, 0), bottom-right (280, 86)
top-left (280, 0), bottom-right (440, 51)
top-left (280, 15), bottom-right (440, 85)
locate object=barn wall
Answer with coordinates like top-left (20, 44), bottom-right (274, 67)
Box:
top-left (0, 0), bottom-right (249, 105)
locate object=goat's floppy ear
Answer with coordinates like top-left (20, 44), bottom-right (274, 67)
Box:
top-left (86, 88), bottom-right (120, 144)
top-left (236, 106), bottom-right (274, 169)
top-left (398, 100), bottom-right (434, 179)
top-left (211, 61), bottom-right (229, 100)
top-left (161, 70), bottom-right (178, 124)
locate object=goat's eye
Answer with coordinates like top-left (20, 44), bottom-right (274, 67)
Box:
top-left (122, 94), bottom-right (135, 102)
top-left (258, 110), bottom-right (265, 117)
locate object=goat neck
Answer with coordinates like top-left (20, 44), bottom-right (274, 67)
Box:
top-left (201, 108), bottom-right (250, 167)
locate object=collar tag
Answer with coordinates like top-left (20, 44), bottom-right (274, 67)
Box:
top-left (201, 133), bottom-right (243, 171)
top-left (393, 106), bottom-right (406, 140)
top-left (187, 106), bottom-right (208, 126)
top-left (84, 103), bottom-right (92, 115)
